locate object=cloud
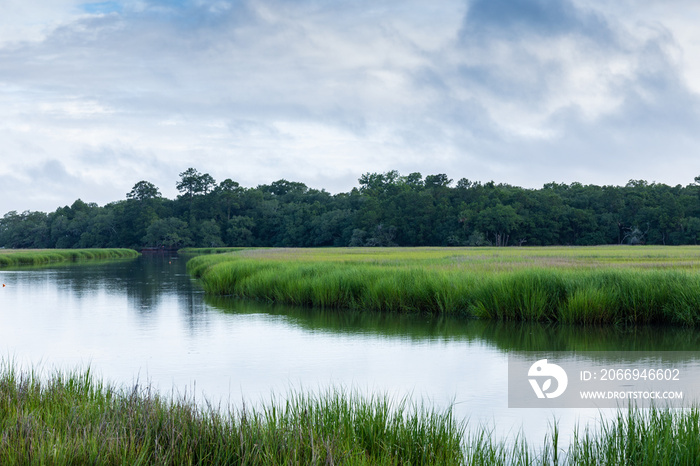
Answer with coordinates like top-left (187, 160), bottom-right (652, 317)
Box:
top-left (2, 0), bottom-right (700, 215)
top-left (0, 159), bottom-right (116, 214)
top-left (462, 0), bottom-right (612, 40)
top-left (81, 1), bottom-right (123, 14)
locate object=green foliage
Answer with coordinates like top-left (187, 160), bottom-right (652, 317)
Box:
top-left (5, 170), bottom-right (700, 249)
top-left (126, 180), bottom-right (161, 201)
top-left (143, 217), bottom-right (192, 248)
top-left (176, 167), bottom-right (216, 198)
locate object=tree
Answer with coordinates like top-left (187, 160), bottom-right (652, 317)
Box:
top-left (127, 181), bottom-right (161, 201)
top-left (226, 216), bottom-right (255, 246)
top-left (143, 217), bottom-right (192, 248)
top-left (0, 211), bottom-right (50, 248)
top-left (475, 204), bottom-right (521, 247)
top-left (176, 168), bottom-right (216, 198)
top-left (424, 174), bottom-right (452, 189)
top-left (358, 170), bottom-right (400, 196)
top-left (216, 179), bottom-right (243, 221)
top-left (266, 179), bottom-right (308, 197)
top-left (401, 172), bottom-right (423, 190)
top-left (196, 220), bottom-right (224, 247)
top-left (364, 224), bottom-right (397, 247)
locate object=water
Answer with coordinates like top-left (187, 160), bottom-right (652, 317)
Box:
top-left (1, 254), bottom-right (699, 449)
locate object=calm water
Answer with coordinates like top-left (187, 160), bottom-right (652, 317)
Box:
top-left (2, 254), bottom-right (700, 447)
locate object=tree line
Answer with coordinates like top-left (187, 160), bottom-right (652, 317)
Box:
top-left (3, 168), bottom-right (700, 249)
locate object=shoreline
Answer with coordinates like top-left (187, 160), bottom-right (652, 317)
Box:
top-left (0, 248), bottom-right (140, 267)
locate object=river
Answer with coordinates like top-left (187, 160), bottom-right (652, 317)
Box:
top-left (2, 253), bottom-right (699, 450)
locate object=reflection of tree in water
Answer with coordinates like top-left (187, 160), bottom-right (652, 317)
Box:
top-left (479, 321), bottom-right (700, 353)
top-left (27, 253), bottom-right (185, 316)
top-left (133, 253), bottom-right (211, 336)
top-left (204, 295), bottom-right (700, 353)
top-left (178, 288), bottom-right (211, 334)
top-left (42, 254), bottom-right (215, 333)
top-left (124, 253), bottom-right (197, 317)
top-left (42, 259), bottom-right (136, 298)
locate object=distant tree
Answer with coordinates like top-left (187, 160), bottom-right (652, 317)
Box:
top-left (196, 220), bottom-right (224, 247)
top-left (216, 179), bottom-right (243, 221)
top-left (358, 170), bottom-right (400, 196)
top-left (401, 172), bottom-right (423, 190)
top-left (0, 211), bottom-right (50, 248)
top-left (475, 204), bottom-right (521, 247)
top-left (10, 169), bottom-right (700, 250)
top-left (226, 216), bottom-right (255, 246)
top-left (265, 179), bottom-right (308, 197)
top-left (456, 178), bottom-right (476, 189)
top-left (127, 181), bottom-right (161, 201)
top-left (364, 224), bottom-right (397, 247)
top-left (424, 174), bottom-right (452, 189)
top-left (143, 217), bottom-right (192, 248)
top-left (176, 168), bottom-right (216, 198)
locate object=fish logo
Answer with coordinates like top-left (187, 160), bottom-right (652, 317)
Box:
top-left (528, 359), bottom-right (568, 399)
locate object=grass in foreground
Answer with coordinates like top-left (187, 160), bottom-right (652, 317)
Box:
top-left (2, 364), bottom-right (700, 465)
top-left (0, 364), bottom-right (464, 465)
top-left (0, 248), bottom-right (139, 267)
top-left (187, 246), bottom-right (700, 325)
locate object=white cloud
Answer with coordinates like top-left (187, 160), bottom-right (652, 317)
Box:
top-left (1, 0), bottom-right (700, 215)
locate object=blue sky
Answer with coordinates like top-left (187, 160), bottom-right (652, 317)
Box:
top-left (80, 2), bottom-right (123, 14)
top-left (1, 0), bottom-right (700, 214)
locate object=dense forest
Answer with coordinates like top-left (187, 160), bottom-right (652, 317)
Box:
top-left (3, 168), bottom-right (700, 249)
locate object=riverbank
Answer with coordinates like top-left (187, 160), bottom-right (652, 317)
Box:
top-left (0, 248), bottom-right (139, 267)
top-left (2, 364), bottom-right (699, 465)
top-left (186, 246), bottom-right (700, 325)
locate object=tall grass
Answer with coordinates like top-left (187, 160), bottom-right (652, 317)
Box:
top-left (0, 363), bottom-right (465, 465)
top-left (0, 248), bottom-right (139, 267)
top-left (567, 406), bottom-right (700, 465)
top-left (186, 247), bottom-right (700, 325)
top-left (3, 363), bottom-right (700, 464)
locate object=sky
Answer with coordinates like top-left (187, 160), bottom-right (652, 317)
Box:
top-left (2, 0), bottom-right (700, 215)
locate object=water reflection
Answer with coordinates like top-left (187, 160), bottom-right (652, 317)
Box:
top-left (207, 295), bottom-right (700, 352)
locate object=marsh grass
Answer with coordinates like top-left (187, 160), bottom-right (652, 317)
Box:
top-left (186, 246), bottom-right (700, 325)
top-left (567, 405), bottom-right (700, 465)
top-left (178, 247), bottom-right (251, 255)
top-left (3, 363), bottom-right (700, 465)
top-left (0, 248), bottom-right (139, 267)
top-left (0, 363), bottom-right (465, 465)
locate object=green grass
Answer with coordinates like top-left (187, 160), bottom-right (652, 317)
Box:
top-left (0, 248), bottom-right (140, 267)
top-left (0, 363), bottom-right (465, 465)
top-left (3, 363), bottom-right (700, 465)
top-left (186, 246), bottom-right (700, 325)
top-left (567, 406), bottom-right (700, 465)
top-left (178, 247), bottom-right (252, 255)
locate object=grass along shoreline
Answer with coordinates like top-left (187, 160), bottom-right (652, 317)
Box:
top-left (187, 246), bottom-right (700, 326)
top-left (2, 364), bottom-right (700, 465)
top-left (0, 248), bottom-right (139, 267)
top-left (0, 364), bottom-right (464, 465)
